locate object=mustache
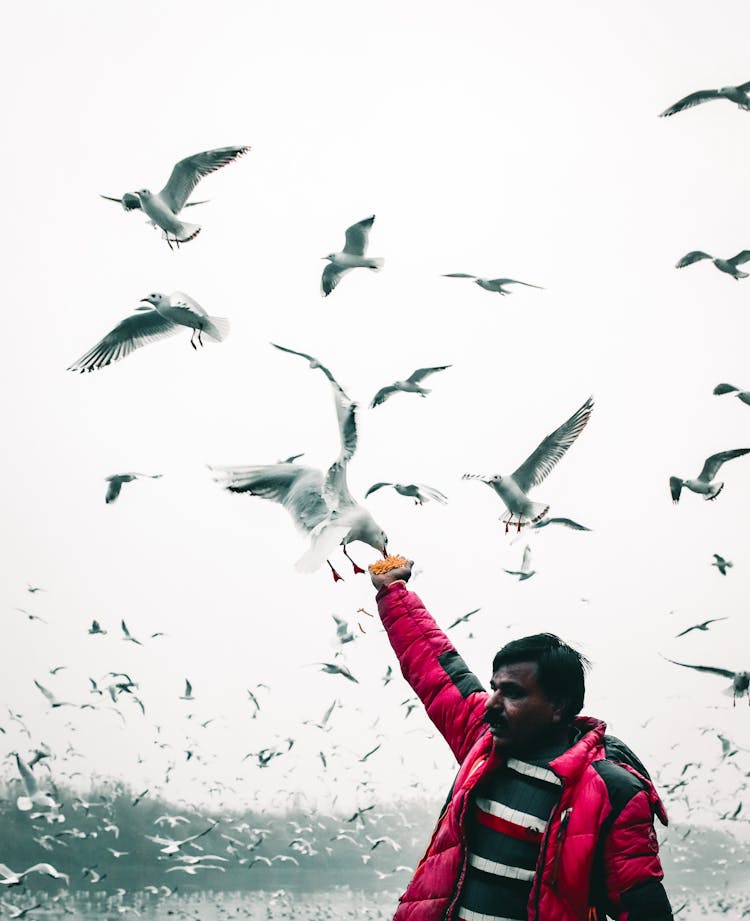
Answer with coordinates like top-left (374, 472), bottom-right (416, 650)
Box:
top-left (483, 711), bottom-right (507, 730)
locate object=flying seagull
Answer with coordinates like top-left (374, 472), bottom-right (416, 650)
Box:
top-left (0, 862), bottom-right (69, 888)
top-left (675, 617), bottom-right (728, 638)
top-left (321, 215), bottom-right (384, 296)
top-left (711, 553), bottom-right (733, 575)
top-left (661, 656), bottom-right (750, 705)
top-left (270, 342), bottom-right (349, 397)
top-left (104, 473), bottom-right (162, 504)
top-left (504, 545), bottom-right (536, 581)
top-left (370, 365), bottom-right (451, 408)
top-left (180, 679), bottom-right (194, 701)
top-left (313, 661), bottom-right (359, 683)
top-left (659, 80), bottom-right (750, 117)
top-left (443, 274), bottom-right (543, 295)
top-left (13, 754), bottom-right (60, 814)
top-left (68, 291), bottom-right (229, 373)
top-left (675, 250), bottom-right (750, 278)
top-left (210, 383), bottom-right (387, 580)
top-left (464, 396), bottom-right (594, 531)
top-left (364, 482), bottom-right (448, 505)
top-left (101, 145), bottom-right (250, 247)
top-left (714, 382), bottom-right (750, 406)
top-left (447, 608), bottom-right (481, 630)
top-left (527, 516), bottom-right (591, 531)
top-left (669, 449), bottom-right (750, 503)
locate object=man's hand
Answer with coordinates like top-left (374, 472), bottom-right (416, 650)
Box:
top-left (369, 559), bottom-right (413, 591)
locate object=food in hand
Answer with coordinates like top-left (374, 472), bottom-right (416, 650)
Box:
top-left (369, 555), bottom-right (410, 575)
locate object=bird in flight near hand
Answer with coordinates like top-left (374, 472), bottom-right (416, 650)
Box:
top-left (101, 145), bottom-right (249, 247)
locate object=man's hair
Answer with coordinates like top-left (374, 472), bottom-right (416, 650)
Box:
top-left (492, 633), bottom-right (590, 721)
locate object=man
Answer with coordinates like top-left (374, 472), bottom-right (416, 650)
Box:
top-left (370, 560), bottom-right (673, 921)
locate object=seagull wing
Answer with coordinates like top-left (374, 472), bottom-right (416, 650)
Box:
top-left (531, 516), bottom-right (591, 531)
top-left (660, 89), bottom-right (722, 117)
top-left (661, 657), bottom-right (736, 679)
top-left (100, 192), bottom-right (142, 211)
top-left (67, 310), bottom-right (181, 373)
top-left (728, 250), bottom-right (750, 266)
top-left (512, 396), bottom-right (594, 493)
top-left (321, 263), bottom-right (352, 297)
top-left (697, 448), bottom-right (750, 482)
top-left (406, 365), bottom-right (451, 384)
top-left (669, 476), bottom-right (683, 503)
top-left (713, 382), bottom-right (739, 395)
top-left (105, 478), bottom-right (123, 504)
top-left (486, 278), bottom-right (543, 289)
top-left (675, 251), bottom-right (712, 268)
top-left (184, 679), bottom-right (192, 697)
top-left (33, 680), bottom-right (56, 705)
top-left (342, 215), bottom-right (375, 256)
top-left (270, 342), bottom-right (345, 393)
top-left (418, 484), bottom-right (448, 504)
top-left (365, 482), bottom-right (392, 498)
top-left (521, 545), bottom-right (532, 572)
top-left (168, 291), bottom-right (209, 317)
top-left (370, 385), bottom-right (398, 408)
top-left (442, 273), bottom-right (477, 279)
top-left (15, 754), bottom-right (39, 796)
top-left (159, 146), bottom-right (250, 213)
top-left (323, 393), bottom-right (358, 509)
top-left (210, 463), bottom-right (328, 533)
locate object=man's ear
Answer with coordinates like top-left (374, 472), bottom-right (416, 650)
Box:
top-left (550, 700), bottom-right (566, 724)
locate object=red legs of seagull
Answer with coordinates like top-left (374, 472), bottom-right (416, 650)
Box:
top-left (342, 545), bottom-right (365, 575)
top-left (327, 560), bottom-right (344, 582)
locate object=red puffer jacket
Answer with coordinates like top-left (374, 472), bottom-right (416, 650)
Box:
top-left (376, 581), bottom-right (671, 921)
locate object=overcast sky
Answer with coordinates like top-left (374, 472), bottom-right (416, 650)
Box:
top-left (3, 1), bottom-right (750, 821)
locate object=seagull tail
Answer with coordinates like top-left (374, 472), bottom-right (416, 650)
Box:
top-left (522, 503), bottom-right (550, 526)
top-left (16, 796), bottom-right (32, 811)
top-left (202, 316), bottom-right (231, 343)
top-left (170, 221), bottom-right (202, 243)
top-left (367, 258), bottom-right (385, 272)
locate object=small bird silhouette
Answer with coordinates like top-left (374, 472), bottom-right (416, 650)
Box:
top-left (447, 608), bottom-right (481, 630)
top-left (711, 553), bottom-right (733, 575)
top-left (503, 545), bottom-right (536, 581)
top-left (713, 382), bottom-right (750, 406)
top-left (321, 215), bottom-right (384, 296)
top-left (670, 449), bottom-right (750, 503)
top-left (370, 365), bottom-right (451, 408)
top-left (660, 80), bottom-right (750, 117)
top-left (365, 482), bottom-right (447, 505)
top-left (105, 473), bottom-right (163, 505)
top-left (675, 250), bottom-right (750, 278)
top-left (443, 273), bottom-right (543, 295)
top-left (675, 617), bottom-right (728, 638)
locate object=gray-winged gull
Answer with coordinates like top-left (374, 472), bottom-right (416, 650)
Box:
top-left (321, 215), bottom-right (384, 296)
top-left (463, 395), bottom-right (594, 531)
top-left (101, 145), bottom-right (250, 247)
top-left (370, 365), bottom-right (451, 408)
top-left (714, 383), bottom-right (750, 405)
top-left (365, 482), bottom-right (447, 505)
top-left (660, 81), bottom-right (750, 117)
top-left (669, 448), bottom-right (750, 503)
top-left (443, 273), bottom-right (543, 295)
top-left (105, 473), bottom-right (162, 504)
top-left (676, 250), bottom-right (750, 278)
top-left (712, 553), bottom-right (733, 575)
top-left (503, 545), bottom-right (536, 581)
top-left (660, 656), bottom-right (750, 705)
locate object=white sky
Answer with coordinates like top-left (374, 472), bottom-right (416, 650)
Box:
top-left (3, 0), bottom-right (750, 821)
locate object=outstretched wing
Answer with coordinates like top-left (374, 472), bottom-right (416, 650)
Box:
top-left (442, 273), bottom-right (477, 279)
top-left (530, 516), bottom-right (590, 531)
top-left (270, 342), bottom-right (347, 394)
top-left (697, 448), bottom-right (750, 482)
top-left (100, 192), bottom-right (142, 211)
top-left (675, 251), bottom-right (712, 268)
top-left (370, 385), bottom-right (398, 408)
top-left (67, 310), bottom-right (180, 373)
top-left (713, 382), bottom-right (739, 395)
top-left (323, 391), bottom-right (358, 510)
top-left (365, 482), bottom-right (392, 498)
top-left (321, 263), bottom-right (352, 297)
top-left (342, 215), bottom-right (374, 256)
top-left (669, 476), bottom-right (683, 503)
top-left (661, 656), bottom-right (736, 679)
top-left (486, 278), bottom-right (543, 290)
top-left (512, 396), bottom-right (594, 493)
top-left (406, 365), bottom-right (452, 384)
top-left (159, 146), bottom-right (250, 213)
top-left (660, 90), bottom-right (722, 117)
top-left (209, 463), bottom-right (328, 533)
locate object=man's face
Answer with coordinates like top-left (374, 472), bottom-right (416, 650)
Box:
top-left (484, 661), bottom-right (564, 757)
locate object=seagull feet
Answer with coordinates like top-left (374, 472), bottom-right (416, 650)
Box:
top-left (327, 560), bottom-right (344, 583)
top-left (189, 330), bottom-right (198, 350)
top-left (342, 546), bottom-right (365, 574)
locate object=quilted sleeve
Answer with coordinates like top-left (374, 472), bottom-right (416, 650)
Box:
top-left (603, 788), bottom-right (673, 920)
top-left (376, 581), bottom-right (489, 763)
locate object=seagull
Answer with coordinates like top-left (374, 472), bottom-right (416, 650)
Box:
top-left (68, 291), bottom-right (229, 373)
top-left (145, 823), bottom-right (216, 855)
top-left (675, 617), bottom-right (728, 638)
top-left (88, 620), bottom-right (107, 635)
top-left (34, 679), bottom-right (93, 710)
top-left (527, 516), bottom-right (591, 531)
top-left (464, 395), bottom-right (594, 531)
top-left (210, 384), bottom-right (388, 580)
top-left (332, 614), bottom-right (356, 645)
top-left (659, 80), bottom-right (750, 117)
top-left (711, 553), bottom-right (733, 575)
top-left (675, 250), bottom-right (750, 278)
top-left (364, 482), bottom-right (448, 505)
top-left (0, 863), bottom-right (69, 887)
top-left (713, 382), bottom-right (750, 405)
top-left (669, 449), bottom-right (750, 503)
top-left (271, 343), bottom-right (349, 396)
top-left (101, 145), bottom-right (250, 247)
top-left (661, 656), bottom-right (750, 705)
top-left (104, 473), bottom-right (163, 505)
top-left (447, 608), bottom-right (481, 630)
top-left (321, 215), bottom-right (384, 296)
top-left (26, 584), bottom-right (45, 594)
top-left (120, 620), bottom-right (143, 645)
top-left (370, 365), bottom-right (451, 408)
top-left (0, 901), bottom-right (42, 919)
top-left (443, 273), bottom-right (544, 295)
top-left (313, 661), bottom-right (359, 683)
top-left (303, 699), bottom-right (338, 731)
top-left (503, 545), bottom-right (536, 581)
top-left (13, 754), bottom-right (59, 813)
top-left (180, 679), bottom-right (194, 701)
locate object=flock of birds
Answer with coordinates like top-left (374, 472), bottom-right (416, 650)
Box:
top-left (5, 74), bottom-right (750, 920)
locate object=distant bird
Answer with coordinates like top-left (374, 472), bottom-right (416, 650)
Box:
top-left (370, 365), bottom-right (451, 408)
top-left (26, 584), bottom-right (45, 594)
top-left (443, 273), bottom-right (543, 295)
top-left (145, 823), bottom-right (216, 855)
top-left (68, 291), bottom-right (229, 373)
top-left (303, 699), bottom-right (338, 731)
top-left (669, 449), bottom-right (750, 503)
top-left (321, 215), bottom-right (384, 296)
top-left (0, 862), bottom-right (69, 887)
top-left (211, 384), bottom-right (387, 580)
top-left (271, 343), bottom-right (348, 396)
top-left (180, 679), bottom-right (194, 701)
top-left (34, 679), bottom-right (93, 711)
top-left (503, 545), bottom-right (536, 581)
top-left (661, 656), bottom-right (750, 705)
top-left (120, 620), bottom-right (143, 645)
top-left (675, 617), bottom-right (729, 638)
top-left (464, 396), bottom-right (594, 531)
top-left (332, 614), bottom-right (356, 645)
top-left (659, 80), bottom-right (750, 117)
top-left (675, 250), bottom-right (750, 278)
top-left (13, 755), bottom-right (59, 813)
top-left (104, 473), bottom-right (163, 505)
top-left (14, 609), bottom-right (47, 624)
top-left (88, 620), bottom-right (107, 635)
top-left (527, 516), bottom-right (591, 531)
top-left (713, 382), bottom-right (750, 405)
top-left (365, 482), bottom-right (447, 505)
top-left (381, 665), bottom-right (393, 686)
top-left (101, 145), bottom-right (250, 246)
top-left (712, 553), bottom-right (733, 575)
top-left (447, 608), bottom-right (481, 630)
top-left (0, 901), bottom-right (42, 919)
top-left (314, 661), bottom-right (359, 683)
top-left (359, 744), bottom-right (381, 762)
